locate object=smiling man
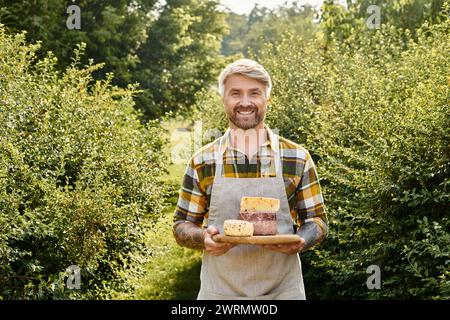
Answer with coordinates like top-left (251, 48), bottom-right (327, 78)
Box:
top-left (173, 59), bottom-right (327, 300)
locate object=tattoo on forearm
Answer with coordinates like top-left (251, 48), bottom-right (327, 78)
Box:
top-left (297, 222), bottom-right (324, 252)
top-left (173, 222), bottom-right (205, 250)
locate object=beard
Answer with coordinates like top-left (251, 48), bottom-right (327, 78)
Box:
top-left (226, 105), bottom-right (265, 130)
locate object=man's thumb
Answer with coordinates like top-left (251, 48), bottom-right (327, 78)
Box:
top-left (206, 225), bottom-right (219, 235)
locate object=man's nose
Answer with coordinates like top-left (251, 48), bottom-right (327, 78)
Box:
top-left (240, 95), bottom-right (251, 107)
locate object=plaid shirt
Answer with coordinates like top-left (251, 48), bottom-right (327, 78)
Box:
top-left (173, 125), bottom-right (327, 236)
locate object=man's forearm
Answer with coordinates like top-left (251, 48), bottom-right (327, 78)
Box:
top-left (173, 221), bottom-right (205, 250)
top-left (296, 221), bottom-right (325, 252)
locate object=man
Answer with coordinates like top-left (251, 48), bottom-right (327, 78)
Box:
top-left (173, 59), bottom-right (327, 300)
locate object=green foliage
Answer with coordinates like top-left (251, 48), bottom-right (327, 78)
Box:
top-left (191, 88), bottom-right (227, 144)
top-left (0, 0), bottom-right (229, 119)
top-left (222, 2), bottom-right (318, 57)
top-left (115, 119), bottom-right (202, 300)
top-left (320, 0), bottom-right (447, 45)
top-left (258, 36), bottom-right (327, 144)
top-left (132, 207), bottom-right (202, 300)
top-left (192, 6), bottom-right (450, 299)
top-left (133, 0), bottom-right (229, 119)
top-left (0, 27), bottom-right (168, 299)
top-left (263, 14), bottom-right (449, 299)
top-left (0, 0), bottom-right (157, 88)
top-left (328, 23), bottom-right (446, 297)
top-left (221, 12), bottom-right (248, 56)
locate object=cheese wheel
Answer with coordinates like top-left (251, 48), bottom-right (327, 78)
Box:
top-left (223, 219), bottom-right (254, 237)
top-left (240, 196), bottom-right (280, 213)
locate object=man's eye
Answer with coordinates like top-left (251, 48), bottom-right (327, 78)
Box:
top-left (251, 92), bottom-right (261, 96)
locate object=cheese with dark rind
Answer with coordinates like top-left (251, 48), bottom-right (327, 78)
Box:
top-left (240, 197), bottom-right (280, 213)
top-left (223, 219), bottom-right (254, 237)
top-left (239, 212), bottom-right (277, 235)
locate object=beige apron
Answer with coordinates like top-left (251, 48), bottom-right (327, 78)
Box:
top-left (197, 131), bottom-right (306, 300)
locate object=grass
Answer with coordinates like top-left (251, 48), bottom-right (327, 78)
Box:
top-left (133, 207), bottom-right (202, 300)
top-left (121, 118), bottom-right (202, 300)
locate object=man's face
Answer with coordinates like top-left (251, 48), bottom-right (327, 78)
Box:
top-left (223, 74), bottom-right (268, 130)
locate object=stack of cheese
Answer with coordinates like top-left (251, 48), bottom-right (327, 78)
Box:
top-left (223, 196), bottom-right (280, 236)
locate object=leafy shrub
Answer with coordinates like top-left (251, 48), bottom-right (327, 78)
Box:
top-left (0, 27), bottom-right (167, 299)
top-left (191, 88), bottom-right (227, 143)
top-left (309, 20), bottom-right (448, 299)
top-left (261, 16), bottom-right (449, 299)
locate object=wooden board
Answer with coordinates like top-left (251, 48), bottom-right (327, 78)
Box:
top-left (212, 234), bottom-right (300, 245)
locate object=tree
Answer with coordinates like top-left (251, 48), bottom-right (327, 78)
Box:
top-left (320, 0), bottom-right (447, 45)
top-left (221, 11), bottom-right (247, 56)
top-left (0, 0), bottom-right (157, 88)
top-left (133, 0), bottom-right (229, 119)
top-left (221, 2), bottom-right (318, 57)
top-left (0, 0), bottom-right (231, 119)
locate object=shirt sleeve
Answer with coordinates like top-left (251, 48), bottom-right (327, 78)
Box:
top-left (173, 157), bottom-right (208, 228)
top-left (295, 151), bottom-right (328, 236)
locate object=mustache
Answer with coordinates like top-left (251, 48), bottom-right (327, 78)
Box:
top-left (233, 105), bottom-right (258, 112)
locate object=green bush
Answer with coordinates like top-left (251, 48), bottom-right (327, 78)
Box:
top-left (260, 17), bottom-right (449, 299)
top-left (191, 88), bottom-right (227, 142)
top-left (0, 27), bottom-right (167, 299)
top-left (192, 12), bottom-right (449, 299)
top-left (310, 21), bottom-right (448, 299)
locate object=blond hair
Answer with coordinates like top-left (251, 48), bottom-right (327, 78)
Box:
top-left (218, 59), bottom-right (272, 98)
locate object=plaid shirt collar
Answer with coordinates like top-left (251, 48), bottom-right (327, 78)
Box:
top-left (219, 124), bottom-right (279, 155)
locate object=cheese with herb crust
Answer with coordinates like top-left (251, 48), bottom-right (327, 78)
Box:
top-left (223, 219), bottom-right (254, 236)
top-left (240, 196), bottom-right (280, 213)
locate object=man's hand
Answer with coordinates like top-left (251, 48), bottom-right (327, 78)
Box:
top-left (260, 236), bottom-right (305, 255)
top-left (204, 226), bottom-right (236, 256)
top-left (262, 221), bottom-right (326, 254)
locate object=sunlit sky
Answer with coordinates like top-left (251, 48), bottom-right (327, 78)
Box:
top-left (219, 0), bottom-right (326, 14)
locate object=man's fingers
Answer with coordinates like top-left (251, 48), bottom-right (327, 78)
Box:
top-left (207, 243), bottom-right (235, 256)
top-left (204, 226), bottom-right (237, 256)
top-left (204, 236), bottom-right (219, 247)
top-left (206, 225), bottom-right (219, 236)
top-left (205, 235), bottom-right (235, 251)
top-left (203, 226), bottom-right (219, 246)
top-left (205, 237), bottom-right (235, 248)
top-left (261, 241), bottom-right (303, 254)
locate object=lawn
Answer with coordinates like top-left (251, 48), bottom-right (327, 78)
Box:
top-left (133, 207), bottom-right (203, 300)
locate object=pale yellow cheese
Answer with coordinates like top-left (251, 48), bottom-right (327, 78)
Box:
top-left (223, 219), bottom-right (254, 237)
top-left (240, 196), bottom-right (280, 213)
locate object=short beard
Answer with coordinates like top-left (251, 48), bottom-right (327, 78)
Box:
top-left (226, 105), bottom-right (265, 130)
